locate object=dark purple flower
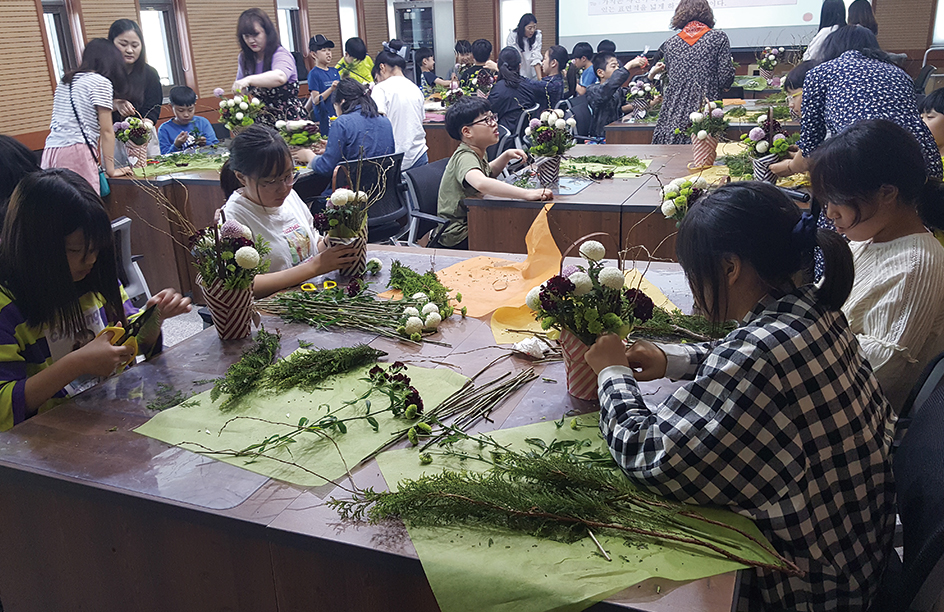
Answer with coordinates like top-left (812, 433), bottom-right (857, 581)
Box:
top-left (312, 213), bottom-right (330, 232)
top-left (544, 275), bottom-right (575, 298)
top-left (404, 387), bottom-right (424, 413)
top-left (369, 365), bottom-right (384, 378)
top-left (346, 279), bottom-right (362, 297)
top-left (624, 288), bottom-right (654, 322)
top-left (392, 361), bottom-right (406, 370)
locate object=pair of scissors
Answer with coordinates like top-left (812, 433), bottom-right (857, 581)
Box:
top-left (96, 304), bottom-right (159, 368)
top-left (301, 281), bottom-right (337, 292)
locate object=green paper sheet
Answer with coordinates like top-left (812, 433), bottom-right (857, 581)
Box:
top-left (134, 362), bottom-right (469, 487)
top-left (561, 158), bottom-right (652, 178)
top-left (733, 76), bottom-right (770, 91)
top-left (133, 155), bottom-right (227, 178)
top-left (376, 414), bottom-right (781, 612)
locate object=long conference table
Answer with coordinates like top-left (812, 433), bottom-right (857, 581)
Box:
top-left (0, 245), bottom-right (747, 612)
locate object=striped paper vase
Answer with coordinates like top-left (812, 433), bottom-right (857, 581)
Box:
top-left (559, 328), bottom-right (598, 401)
top-left (752, 153), bottom-right (779, 184)
top-left (690, 134), bottom-right (718, 169)
top-left (198, 274), bottom-right (254, 340)
top-left (324, 224), bottom-right (368, 277)
top-left (538, 155), bottom-right (562, 187)
top-left (631, 98), bottom-right (648, 119)
top-left (759, 68), bottom-right (774, 86)
top-left (126, 142), bottom-right (148, 168)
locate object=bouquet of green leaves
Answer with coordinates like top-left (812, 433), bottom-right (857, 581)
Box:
top-left (216, 91), bottom-right (264, 131)
top-left (526, 109), bottom-right (576, 157)
top-left (675, 100), bottom-right (728, 140)
top-left (525, 240), bottom-right (654, 345)
top-left (190, 219), bottom-right (271, 290)
top-left (276, 119), bottom-right (325, 148)
top-left (113, 117), bottom-right (152, 145)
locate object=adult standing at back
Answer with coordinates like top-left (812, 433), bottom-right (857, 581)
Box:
top-left (506, 14), bottom-right (543, 80)
top-left (372, 45), bottom-right (429, 170)
top-left (108, 19), bottom-right (162, 124)
top-left (650, 0), bottom-right (734, 145)
top-left (232, 8), bottom-right (306, 126)
top-left (803, 0), bottom-right (846, 62)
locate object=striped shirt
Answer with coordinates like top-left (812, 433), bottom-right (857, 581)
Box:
top-left (598, 285), bottom-right (896, 611)
top-left (0, 286), bottom-right (151, 431)
top-left (45, 72), bottom-right (114, 150)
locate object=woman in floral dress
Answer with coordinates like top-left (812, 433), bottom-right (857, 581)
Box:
top-left (651, 0), bottom-right (734, 144)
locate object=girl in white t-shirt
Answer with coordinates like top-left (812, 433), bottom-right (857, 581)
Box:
top-left (41, 39), bottom-right (133, 193)
top-left (221, 125), bottom-right (358, 299)
top-left (810, 118), bottom-right (944, 412)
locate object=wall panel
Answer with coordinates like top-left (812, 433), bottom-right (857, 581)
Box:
top-left (361, 0), bottom-right (388, 58)
top-left (81, 0), bottom-right (139, 40)
top-left (875, 0), bottom-right (933, 51)
top-left (186, 0), bottom-right (276, 98)
top-left (1, 1), bottom-right (56, 135)
top-left (307, 0), bottom-right (342, 58)
top-left (452, 0), bottom-right (496, 58)
top-left (533, 0), bottom-right (556, 51)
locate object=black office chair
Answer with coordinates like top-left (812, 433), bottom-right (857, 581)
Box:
top-left (211, 122), bottom-right (230, 143)
top-left (487, 125), bottom-right (512, 161)
top-left (513, 102), bottom-right (541, 151)
top-left (333, 152), bottom-right (408, 243)
top-left (400, 157), bottom-right (450, 247)
top-left (915, 65), bottom-right (937, 96)
top-left (566, 95), bottom-right (599, 143)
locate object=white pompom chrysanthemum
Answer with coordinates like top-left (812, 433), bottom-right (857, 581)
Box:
top-left (598, 267), bottom-right (625, 289)
top-left (696, 130), bottom-right (708, 140)
top-left (422, 303), bottom-right (439, 315)
top-left (404, 316), bottom-right (424, 335)
top-left (693, 177), bottom-right (709, 190)
top-left (412, 292), bottom-right (429, 304)
top-left (330, 189), bottom-right (354, 207)
top-left (403, 306), bottom-right (420, 318)
top-left (569, 272), bottom-right (592, 296)
top-left (425, 312), bottom-right (442, 328)
top-left (661, 200), bottom-right (677, 217)
top-left (555, 118), bottom-right (567, 130)
top-left (578, 240), bottom-right (605, 261)
top-left (234, 246), bottom-right (260, 269)
top-left (525, 285), bottom-right (542, 310)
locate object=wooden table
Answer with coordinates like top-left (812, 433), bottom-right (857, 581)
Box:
top-left (466, 144), bottom-right (696, 261)
top-left (424, 121), bottom-right (460, 163)
top-left (605, 120), bottom-right (799, 146)
top-left (0, 246), bottom-right (740, 612)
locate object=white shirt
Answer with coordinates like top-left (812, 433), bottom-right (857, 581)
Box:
top-left (371, 74), bottom-right (428, 169)
top-left (45, 72), bottom-right (113, 149)
top-left (803, 25), bottom-right (839, 62)
top-left (222, 190), bottom-right (320, 273)
top-left (506, 29), bottom-right (543, 79)
top-left (843, 231), bottom-right (944, 412)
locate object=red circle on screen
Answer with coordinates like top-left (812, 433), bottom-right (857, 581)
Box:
top-left (803, 13), bottom-right (813, 21)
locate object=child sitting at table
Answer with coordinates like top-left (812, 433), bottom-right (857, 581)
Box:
top-left (580, 39), bottom-right (616, 89)
top-left (585, 181), bottom-right (895, 611)
top-left (157, 86), bottom-right (218, 154)
top-left (0, 169), bottom-right (191, 431)
top-left (221, 125), bottom-right (358, 298)
top-left (448, 40), bottom-right (473, 80)
top-left (585, 52), bottom-right (648, 137)
top-left (416, 47), bottom-right (450, 95)
top-left (810, 118), bottom-right (944, 412)
top-left (336, 37), bottom-right (374, 85)
top-left (566, 42), bottom-right (593, 97)
top-left (459, 39), bottom-right (497, 90)
top-left (436, 97), bottom-right (551, 249)
top-left (919, 86), bottom-right (944, 159)
top-left (538, 45), bottom-right (567, 109)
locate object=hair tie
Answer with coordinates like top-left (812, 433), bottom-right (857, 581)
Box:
top-left (382, 42), bottom-right (409, 59)
top-left (791, 211), bottom-right (817, 253)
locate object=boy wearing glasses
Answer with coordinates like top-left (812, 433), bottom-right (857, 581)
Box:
top-left (436, 97), bottom-right (551, 249)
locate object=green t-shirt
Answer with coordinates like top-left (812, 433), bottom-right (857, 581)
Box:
top-left (436, 142), bottom-right (492, 247)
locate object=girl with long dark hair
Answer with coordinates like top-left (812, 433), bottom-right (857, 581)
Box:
top-left (487, 47), bottom-right (542, 134)
top-left (232, 8), bottom-right (306, 126)
top-left (0, 169), bottom-right (190, 431)
top-left (802, 0), bottom-right (846, 61)
top-left (108, 19), bottom-right (163, 124)
top-left (505, 13), bottom-right (543, 79)
top-left (41, 38), bottom-right (132, 193)
top-left (585, 181), bottom-right (895, 611)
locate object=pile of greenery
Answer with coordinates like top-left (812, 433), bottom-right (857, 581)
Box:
top-left (633, 307), bottom-right (735, 342)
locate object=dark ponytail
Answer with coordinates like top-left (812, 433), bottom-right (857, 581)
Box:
top-left (334, 78), bottom-right (380, 118)
top-left (810, 118), bottom-right (944, 231)
top-left (227, 125), bottom-right (292, 181)
top-left (497, 46), bottom-right (524, 89)
top-left (677, 182), bottom-right (853, 319)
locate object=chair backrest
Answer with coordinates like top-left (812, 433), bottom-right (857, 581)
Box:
top-left (916, 64), bottom-right (937, 95)
top-left (568, 95), bottom-right (593, 139)
top-left (335, 152), bottom-right (407, 227)
top-left (111, 217), bottom-right (151, 308)
top-left (487, 125), bottom-right (511, 161)
top-left (893, 355), bottom-right (944, 612)
top-left (403, 157), bottom-right (449, 243)
top-left (514, 103), bottom-right (541, 150)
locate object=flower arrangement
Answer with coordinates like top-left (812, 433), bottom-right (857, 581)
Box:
top-left (661, 177), bottom-right (710, 223)
top-left (625, 80), bottom-right (656, 105)
top-left (312, 188), bottom-right (370, 239)
top-left (442, 86), bottom-right (465, 108)
top-left (215, 89), bottom-right (264, 131)
top-left (398, 293), bottom-right (446, 342)
top-left (757, 47), bottom-right (784, 71)
top-left (526, 109), bottom-right (576, 157)
top-left (525, 240), bottom-right (655, 346)
top-left (190, 219), bottom-right (271, 290)
top-left (275, 119), bottom-right (325, 148)
top-left (469, 70), bottom-right (494, 95)
top-left (740, 113), bottom-right (793, 159)
top-left (113, 117), bottom-right (153, 145)
top-left (675, 100), bottom-right (728, 140)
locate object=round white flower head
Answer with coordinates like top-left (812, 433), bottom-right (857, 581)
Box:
top-left (525, 285), bottom-right (542, 310)
top-left (239, 102), bottom-right (249, 110)
top-left (233, 95), bottom-right (243, 103)
top-left (771, 60), bottom-right (777, 67)
top-left (756, 114), bottom-right (768, 125)
top-left (661, 200), bottom-right (677, 217)
top-left (356, 191), bottom-right (368, 203)
top-left (578, 240), bottom-right (605, 261)
top-left (421, 302), bottom-right (439, 315)
top-left (555, 108), bottom-right (565, 118)
top-left (644, 84), bottom-right (651, 91)
top-left (411, 292), bottom-right (429, 304)
top-left (692, 177), bottom-right (709, 190)
top-left (540, 111), bottom-right (550, 122)
top-left (555, 118), bottom-right (567, 130)
top-left (689, 112), bottom-right (704, 123)
top-left (696, 129), bottom-right (708, 140)
top-left (768, 54), bottom-right (775, 61)
top-left (756, 140), bottom-right (770, 154)
top-left (403, 306), bottom-right (420, 318)
top-left (275, 120), bottom-right (286, 129)
top-left (234, 246), bottom-right (260, 269)
top-left (330, 189), bottom-right (354, 207)
top-left (219, 100), bottom-right (227, 108)
top-left (569, 271), bottom-right (592, 296)
top-left (251, 97), bottom-right (261, 106)
top-left (366, 257), bottom-right (383, 273)
top-left (709, 101), bottom-right (717, 109)
top-left (404, 316), bottom-right (424, 335)
top-left (598, 267), bottom-right (625, 289)
top-left (524, 127), bottom-right (532, 136)
top-left (425, 312), bottom-right (442, 328)
top-left (669, 178), bottom-right (684, 191)
top-left (566, 117), bottom-right (577, 127)
top-left (779, 47), bottom-right (785, 52)
top-left (662, 184), bottom-right (677, 197)
top-left (234, 112), bottom-right (244, 120)
top-left (704, 104), bottom-right (712, 114)
top-left (227, 99), bottom-right (236, 107)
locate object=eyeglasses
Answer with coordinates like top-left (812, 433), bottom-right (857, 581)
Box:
top-left (787, 90), bottom-right (802, 99)
top-left (468, 113), bottom-right (498, 127)
top-left (259, 172), bottom-right (298, 189)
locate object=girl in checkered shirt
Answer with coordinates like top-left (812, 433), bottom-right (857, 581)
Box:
top-left (586, 182), bottom-right (896, 611)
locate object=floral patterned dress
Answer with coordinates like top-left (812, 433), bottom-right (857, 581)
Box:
top-left (250, 81), bottom-right (307, 127)
top-left (652, 24), bottom-right (735, 145)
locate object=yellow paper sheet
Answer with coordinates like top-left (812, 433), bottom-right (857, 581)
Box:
top-left (489, 268), bottom-right (679, 344)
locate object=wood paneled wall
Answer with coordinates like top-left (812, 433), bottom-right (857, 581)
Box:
top-left (307, 0), bottom-right (341, 57)
top-left (81, 0), bottom-right (139, 40)
top-left (187, 0), bottom-right (276, 98)
top-left (361, 0), bottom-right (389, 57)
top-left (3, 1), bottom-right (56, 135)
top-left (533, 0), bottom-right (557, 51)
top-left (453, 0), bottom-right (496, 58)
top-left (875, 0), bottom-right (934, 51)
